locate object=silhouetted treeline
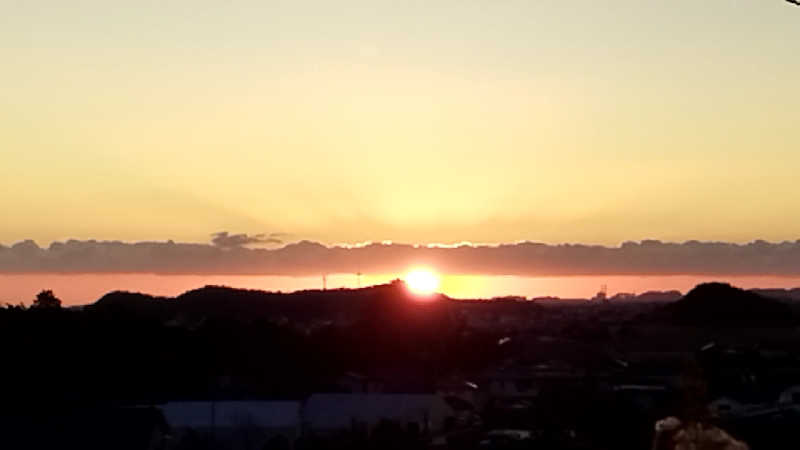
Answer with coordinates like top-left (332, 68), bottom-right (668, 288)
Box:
top-left (0, 282), bottom-right (507, 407)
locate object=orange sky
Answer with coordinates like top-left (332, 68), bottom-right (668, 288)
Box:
top-left (4, 273), bottom-right (800, 306)
top-left (2, 1), bottom-right (800, 247)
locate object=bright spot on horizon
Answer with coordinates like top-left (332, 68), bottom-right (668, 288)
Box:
top-left (405, 268), bottom-right (441, 295)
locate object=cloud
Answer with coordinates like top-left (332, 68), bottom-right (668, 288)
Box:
top-left (210, 231), bottom-right (283, 248)
top-left (1, 238), bottom-right (800, 276)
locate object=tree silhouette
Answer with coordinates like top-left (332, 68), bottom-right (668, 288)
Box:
top-left (32, 290), bottom-right (61, 309)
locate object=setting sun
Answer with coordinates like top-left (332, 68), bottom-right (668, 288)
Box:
top-left (404, 269), bottom-right (441, 295)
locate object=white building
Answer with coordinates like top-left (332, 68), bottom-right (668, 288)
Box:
top-left (161, 401), bottom-right (302, 449)
top-left (303, 394), bottom-right (454, 434)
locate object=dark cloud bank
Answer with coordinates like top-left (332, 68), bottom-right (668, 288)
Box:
top-left (210, 231), bottom-right (284, 248)
top-left (3, 233), bottom-right (800, 276)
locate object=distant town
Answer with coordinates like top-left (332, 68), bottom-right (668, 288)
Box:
top-left (2, 281), bottom-right (799, 449)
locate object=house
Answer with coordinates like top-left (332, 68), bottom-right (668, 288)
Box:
top-left (708, 397), bottom-right (747, 417)
top-left (621, 352), bottom-right (692, 389)
top-left (160, 401), bottom-right (301, 450)
top-left (337, 371), bottom-right (386, 394)
top-left (708, 397), bottom-right (778, 419)
top-left (483, 359), bottom-right (589, 400)
top-left (778, 385), bottom-right (800, 407)
top-left (436, 378), bottom-right (481, 410)
top-left (303, 393), bottom-right (455, 435)
top-left (486, 371), bottom-right (542, 398)
top-left (612, 384), bottom-right (670, 413)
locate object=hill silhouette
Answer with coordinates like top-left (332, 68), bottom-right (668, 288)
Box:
top-left (89, 280), bottom-right (450, 324)
top-left (660, 282), bottom-right (795, 326)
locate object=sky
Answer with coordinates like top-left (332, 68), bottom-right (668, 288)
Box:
top-left (2, 1), bottom-right (800, 247)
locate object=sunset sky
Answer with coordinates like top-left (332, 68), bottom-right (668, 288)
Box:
top-left (3, 1), bottom-right (800, 247)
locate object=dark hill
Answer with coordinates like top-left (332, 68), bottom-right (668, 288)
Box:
top-left (660, 282), bottom-right (795, 326)
top-left (86, 280), bottom-right (451, 324)
top-left (88, 291), bottom-right (172, 320)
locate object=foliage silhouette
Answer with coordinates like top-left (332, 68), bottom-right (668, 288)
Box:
top-left (32, 289), bottom-right (61, 309)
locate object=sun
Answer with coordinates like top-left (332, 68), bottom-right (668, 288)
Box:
top-left (404, 268), bottom-right (441, 295)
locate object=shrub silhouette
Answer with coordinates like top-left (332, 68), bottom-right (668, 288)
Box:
top-left (32, 290), bottom-right (61, 309)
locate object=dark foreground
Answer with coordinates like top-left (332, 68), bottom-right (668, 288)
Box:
top-left (2, 281), bottom-right (800, 449)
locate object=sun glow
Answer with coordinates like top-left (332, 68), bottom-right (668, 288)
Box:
top-left (404, 268), bottom-right (441, 295)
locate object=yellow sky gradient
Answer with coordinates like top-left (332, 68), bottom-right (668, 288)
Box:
top-left (2, 1), bottom-right (799, 246)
